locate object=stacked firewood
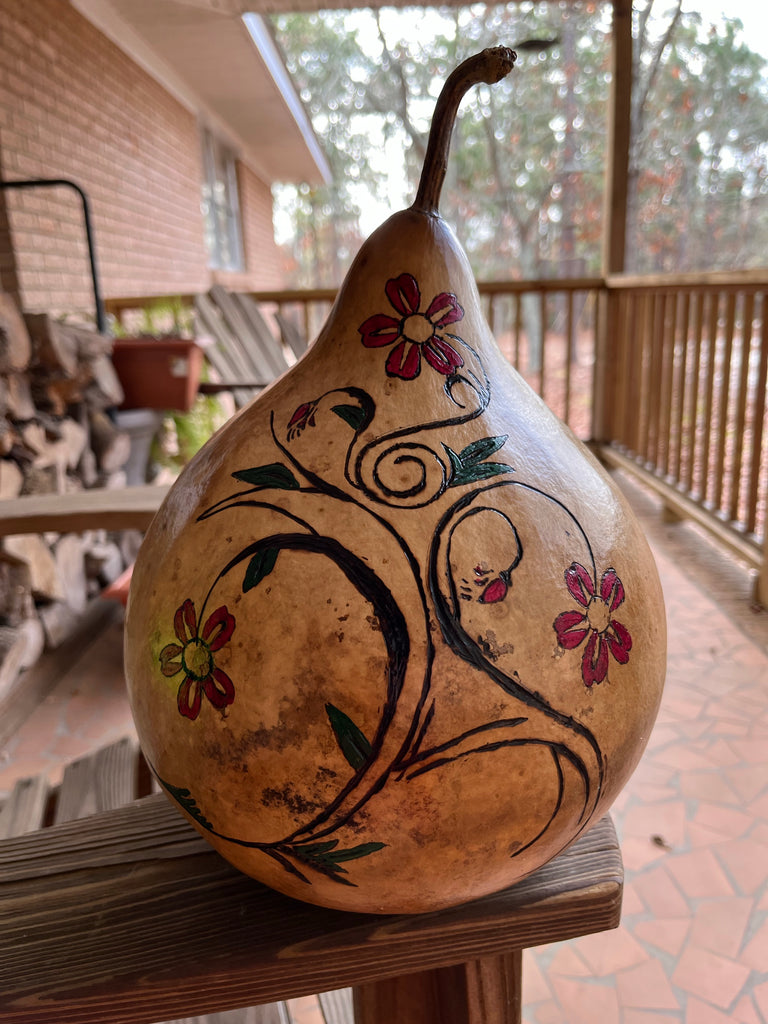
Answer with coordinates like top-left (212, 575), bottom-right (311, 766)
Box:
top-left (0, 292), bottom-right (139, 691)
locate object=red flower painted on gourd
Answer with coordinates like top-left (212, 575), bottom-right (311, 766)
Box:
top-left (287, 401), bottom-right (317, 441)
top-left (358, 272), bottom-right (465, 380)
top-left (553, 563), bottom-right (632, 687)
top-left (159, 599), bottom-right (236, 719)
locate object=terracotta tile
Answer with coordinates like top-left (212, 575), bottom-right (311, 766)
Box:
top-left (633, 917), bottom-right (690, 957)
top-left (522, 952), bottom-right (552, 1004)
top-left (686, 822), bottom-right (733, 849)
top-left (621, 836), bottom-right (670, 872)
top-left (622, 800), bottom-right (688, 850)
top-left (740, 919), bottom-right (768, 971)
top-left (621, 881), bottom-right (646, 916)
top-left (615, 958), bottom-right (680, 1010)
top-left (732, 993), bottom-right (763, 1024)
top-left (286, 996), bottom-right (325, 1024)
top-left (652, 746), bottom-right (718, 772)
top-left (688, 898), bottom-right (753, 958)
top-left (671, 946), bottom-right (750, 1009)
top-left (631, 782), bottom-right (680, 803)
top-left (547, 944), bottom-right (593, 977)
top-left (631, 865), bottom-right (692, 918)
top-left (623, 1013), bottom-right (681, 1024)
top-left (685, 996), bottom-right (740, 1024)
top-left (666, 849), bottom-right (735, 899)
top-left (572, 926), bottom-right (649, 977)
top-left (751, 980), bottom-right (768, 1023)
top-left (679, 770), bottom-right (739, 804)
top-left (715, 838), bottom-right (768, 895)
top-left (692, 803), bottom-right (754, 839)
top-left (533, 999), bottom-right (567, 1024)
top-left (550, 976), bottom-right (620, 1024)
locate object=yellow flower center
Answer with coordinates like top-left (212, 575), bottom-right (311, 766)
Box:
top-left (402, 313), bottom-right (435, 344)
top-left (586, 597), bottom-right (611, 635)
top-left (182, 638), bottom-right (213, 680)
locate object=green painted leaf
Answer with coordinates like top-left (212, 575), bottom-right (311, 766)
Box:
top-left (326, 702), bottom-right (372, 770)
top-left (442, 444), bottom-right (464, 477)
top-left (232, 463), bottom-right (300, 490)
top-left (326, 841), bottom-right (387, 863)
top-left (331, 404), bottom-right (367, 431)
top-left (450, 462), bottom-right (514, 487)
top-left (161, 780), bottom-right (213, 832)
top-left (243, 548), bottom-right (279, 592)
top-left (459, 435), bottom-right (508, 464)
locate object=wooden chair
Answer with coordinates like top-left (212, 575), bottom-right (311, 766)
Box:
top-left (0, 731), bottom-right (623, 1024)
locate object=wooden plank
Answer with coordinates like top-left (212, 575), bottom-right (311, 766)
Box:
top-left (194, 295), bottom-right (265, 407)
top-left (233, 294), bottom-right (292, 378)
top-left (53, 737), bottom-right (139, 825)
top-left (353, 951), bottom-right (522, 1024)
top-left (0, 797), bottom-right (622, 1024)
top-left (208, 286), bottom-right (282, 382)
top-left (564, 291), bottom-right (574, 427)
top-left (274, 312), bottom-right (308, 360)
top-left (0, 484), bottom-right (168, 537)
top-left (0, 774), bottom-right (49, 838)
top-left (658, 292), bottom-right (677, 478)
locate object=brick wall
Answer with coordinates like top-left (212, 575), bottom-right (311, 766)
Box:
top-left (0, 0), bottom-right (285, 320)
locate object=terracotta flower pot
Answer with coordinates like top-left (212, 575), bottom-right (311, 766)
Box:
top-left (111, 337), bottom-right (203, 412)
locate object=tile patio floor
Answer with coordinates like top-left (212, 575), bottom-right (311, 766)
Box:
top-left (1, 471), bottom-right (767, 1023)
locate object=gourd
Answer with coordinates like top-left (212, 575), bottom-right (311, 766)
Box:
top-left (125, 47), bottom-right (665, 914)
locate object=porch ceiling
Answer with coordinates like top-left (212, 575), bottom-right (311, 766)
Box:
top-left (72, 0), bottom-right (331, 185)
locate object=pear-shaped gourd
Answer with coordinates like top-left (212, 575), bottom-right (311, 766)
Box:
top-left (125, 47), bottom-right (665, 914)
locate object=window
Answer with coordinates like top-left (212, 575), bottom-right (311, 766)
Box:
top-left (201, 127), bottom-right (244, 271)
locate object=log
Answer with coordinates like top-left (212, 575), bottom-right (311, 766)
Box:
top-left (5, 373), bottom-right (35, 421)
top-left (85, 354), bottom-right (124, 409)
top-left (59, 418), bottom-right (88, 470)
top-left (89, 410), bottom-right (130, 474)
top-left (24, 313), bottom-right (78, 377)
top-left (0, 618), bottom-right (45, 701)
top-left (0, 553), bottom-right (33, 626)
top-left (0, 293), bottom-right (31, 373)
top-left (2, 534), bottom-right (65, 602)
top-left (0, 458), bottom-right (23, 499)
top-left (52, 533), bottom-right (88, 613)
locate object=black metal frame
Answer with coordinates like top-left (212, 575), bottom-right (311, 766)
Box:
top-left (0, 177), bottom-right (106, 332)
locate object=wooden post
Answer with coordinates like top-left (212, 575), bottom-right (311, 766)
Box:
top-left (592, 0), bottom-right (633, 444)
top-left (353, 951), bottom-right (523, 1024)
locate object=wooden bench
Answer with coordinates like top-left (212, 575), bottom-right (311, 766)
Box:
top-left (0, 734), bottom-right (623, 1024)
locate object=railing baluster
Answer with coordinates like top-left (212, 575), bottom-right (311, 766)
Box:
top-left (746, 294), bottom-right (768, 538)
top-left (700, 291), bottom-right (720, 506)
top-left (659, 291), bottom-right (677, 479)
top-left (564, 291), bottom-right (574, 427)
top-left (671, 290), bottom-right (690, 485)
top-left (713, 291), bottom-right (737, 515)
top-left (685, 291), bottom-right (705, 496)
top-left (539, 292), bottom-right (547, 401)
top-left (730, 292), bottom-right (755, 527)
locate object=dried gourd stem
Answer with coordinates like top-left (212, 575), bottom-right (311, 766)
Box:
top-left (413, 46), bottom-right (517, 215)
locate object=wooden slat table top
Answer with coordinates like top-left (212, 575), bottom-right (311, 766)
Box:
top-left (0, 484), bottom-right (169, 537)
top-left (0, 793), bottom-right (622, 1024)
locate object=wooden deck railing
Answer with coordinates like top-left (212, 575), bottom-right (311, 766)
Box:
top-left (105, 269), bottom-right (768, 600)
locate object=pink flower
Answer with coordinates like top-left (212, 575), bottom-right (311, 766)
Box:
top-left (287, 401), bottom-right (317, 440)
top-left (358, 272), bottom-right (465, 380)
top-left (159, 599), bottom-right (236, 719)
top-left (553, 563), bottom-right (632, 687)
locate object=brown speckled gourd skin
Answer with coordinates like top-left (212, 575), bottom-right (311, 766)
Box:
top-left (125, 208), bottom-right (666, 914)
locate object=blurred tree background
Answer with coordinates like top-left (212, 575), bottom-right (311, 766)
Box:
top-left (271, 0), bottom-right (768, 287)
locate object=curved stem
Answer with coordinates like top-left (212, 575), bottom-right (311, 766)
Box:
top-left (413, 46), bottom-right (517, 215)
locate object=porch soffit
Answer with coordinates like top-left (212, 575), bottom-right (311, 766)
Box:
top-left (71, 0), bottom-right (331, 186)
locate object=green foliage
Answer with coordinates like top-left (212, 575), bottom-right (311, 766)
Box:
top-left (272, 2), bottom-right (767, 281)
